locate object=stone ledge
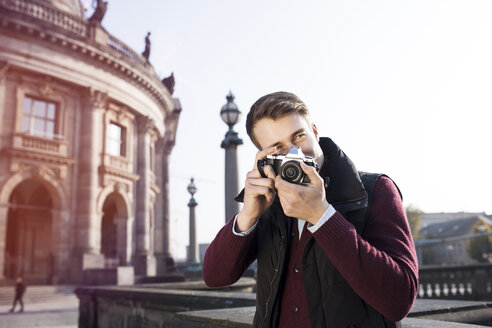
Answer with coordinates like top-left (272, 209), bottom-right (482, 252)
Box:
top-left (75, 281), bottom-right (492, 328)
top-left (174, 303), bottom-right (492, 328)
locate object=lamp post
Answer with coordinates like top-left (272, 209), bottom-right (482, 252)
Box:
top-left (187, 177), bottom-right (199, 264)
top-left (220, 91), bottom-right (243, 223)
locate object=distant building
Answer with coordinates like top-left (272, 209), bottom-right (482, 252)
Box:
top-left (0, 0), bottom-right (181, 284)
top-left (416, 213), bottom-right (492, 266)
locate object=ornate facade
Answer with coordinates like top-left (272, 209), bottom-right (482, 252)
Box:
top-left (0, 0), bottom-right (181, 283)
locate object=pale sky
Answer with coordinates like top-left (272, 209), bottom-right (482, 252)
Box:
top-left (95, 1), bottom-right (492, 260)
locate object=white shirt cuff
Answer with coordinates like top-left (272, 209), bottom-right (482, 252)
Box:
top-left (307, 204), bottom-right (336, 233)
top-left (232, 214), bottom-right (258, 236)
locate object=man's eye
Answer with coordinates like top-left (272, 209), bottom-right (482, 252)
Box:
top-left (295, 133), bottom-right (305, 140)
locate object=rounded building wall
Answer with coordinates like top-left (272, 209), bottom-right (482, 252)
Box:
top-left (0, 0), bottom-right (180, 284)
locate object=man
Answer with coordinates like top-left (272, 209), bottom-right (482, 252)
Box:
top-left (203, 92), bottom-right (418, 327)
top-left (9, 276), bottom-right (26, 313)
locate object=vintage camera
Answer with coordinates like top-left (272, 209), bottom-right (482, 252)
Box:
top-left (257, 147), bottom-right (319, 184)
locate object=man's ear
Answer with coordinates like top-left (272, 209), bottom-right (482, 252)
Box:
top-left (312, 123), bottom-right (319, 141)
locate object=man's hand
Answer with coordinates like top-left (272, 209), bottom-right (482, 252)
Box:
top-left (236, 147), bottom-right (277, 232)
top-left (275, 162), bottom-right (329, 225)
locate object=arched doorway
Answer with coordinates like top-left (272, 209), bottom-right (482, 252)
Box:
top-left (101, 197), bottom-right (117, 265)
top-left (4, 179), bottom-right (53, 284)
top-left (100, 192), bottom-right (128, 267)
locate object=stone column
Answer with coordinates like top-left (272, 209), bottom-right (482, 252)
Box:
top-left (221, 129), bottom-right (242, 223)
top-left (134, 116), bottom-right (156, 276)
top-left (188, 192), bottom-right (199, 264)
top-left (155, 140), bottom-right (176, 274)
top-left (75, 90), bottom-right (105, 273)
top-left (115, 216), bottom-right (132, 265)
top-left (0, 207), bottom-right (8, 280)
top-left (56, 210), bottom-right (71, 283)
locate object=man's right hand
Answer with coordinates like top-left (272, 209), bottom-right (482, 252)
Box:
top-left (236, 147), bottom-right (277, 232)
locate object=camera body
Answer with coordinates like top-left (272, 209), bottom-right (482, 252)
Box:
top-left (257, 147), bottom-right (319, 184)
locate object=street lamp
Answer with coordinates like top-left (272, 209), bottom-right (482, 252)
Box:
top-left (220, 91), bottom-right (243, 223)
top-left (220, 92), bottom-right (241, 128)
top-left (187, 177), bottom-right (199, 264)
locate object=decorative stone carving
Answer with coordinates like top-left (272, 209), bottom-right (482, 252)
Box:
top-left (39, 77), bottom-right (54, 96)
top-left (162, 72), bottom-right (174, 95)
top-left (87, 89), bottom-right (108, 109)
top-left (88, 0), bottom-right (108, 25)
top-left (115, 105), bottom-right (128, 122)
top-left (11, 161), bottom-right (64, 180)
top-left (113, 182), bottom-right (121, 192)
top-left (0, 60), bottom-right (10, 80)
top-left (137, 115), bottom-right (154, 133)
top-left (142, 32), bottom-right (151, 60)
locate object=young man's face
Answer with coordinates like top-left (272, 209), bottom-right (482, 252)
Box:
top-left (252, 113), bottom-right (324, 168)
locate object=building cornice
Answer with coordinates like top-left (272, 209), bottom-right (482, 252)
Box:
top-left (99, 165), bottom-right (140, 182)
top-left (3, 148), bottom-right (75, 166)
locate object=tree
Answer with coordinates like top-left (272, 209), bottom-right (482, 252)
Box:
top-left (405, 204), bottom-right (424, 240)
top-left (468, 234), bottom-right (491, 263)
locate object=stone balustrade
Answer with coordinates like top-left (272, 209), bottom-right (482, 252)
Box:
top-left (0, 0), bottom-right (87, 37)
top-left (107, 154), bottom-right (130, 171)
top-left (419, 264), bottom-right (492, 301)
top-left (107, 35), bottom-right (147, 67)
top-left (11, 132), bottom-right (67, 157)
top-left (75, 278), bottom-right (492, 327)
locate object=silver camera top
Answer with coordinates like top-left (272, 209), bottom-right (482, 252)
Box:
top-left (266, 147), bottom-right (315, 165)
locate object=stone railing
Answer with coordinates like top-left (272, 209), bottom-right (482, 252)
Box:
top-left (76, 281), bottom-right (492, 327)
top-left (107, 35), bottom-right (147, 67)
top-left (12, 133), bottom-right (67, 156)
top-left (419, 264), bottom-right (492, 301)
top-left (0, 0), bottom-right (88, 37)
top-left (107, 154), bottom-right (130, 171)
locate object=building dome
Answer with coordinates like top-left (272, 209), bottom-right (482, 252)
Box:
top-left (43, 0), bottom-right (85, 18)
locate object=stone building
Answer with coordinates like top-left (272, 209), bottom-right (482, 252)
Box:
top-left (416, 213), bottom-right (492, 266)
top-left (0, 0), bottom-right (181, 284)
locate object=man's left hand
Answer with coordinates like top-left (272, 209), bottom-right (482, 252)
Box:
top-left (275, 162), bottom-right (329, 225)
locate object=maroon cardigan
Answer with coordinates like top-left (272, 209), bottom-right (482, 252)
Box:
top-left (203, 176), bottom-right (419, 326)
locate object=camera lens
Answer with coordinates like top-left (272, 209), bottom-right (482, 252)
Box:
top-left (280, 161), bottom-right (303, 183)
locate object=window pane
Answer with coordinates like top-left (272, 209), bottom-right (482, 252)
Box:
top-left (46, 121), bottom-right (55, 135)
top-left (22, 117), bottom-right (30, 132)
top-left (107, 139), bottom-right (121, 156)
top-left (32, 100), bottom-right (46, 117)
top-left (108, 123), bottom-right (121, 140)
top-left (24, 98), bottom-right (32, 114)
top-left (47, 103), bottom-right (56, 119)
top-left (33, 118), bottom-right (45, 135)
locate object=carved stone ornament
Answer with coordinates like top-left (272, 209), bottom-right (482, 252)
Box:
top-left (113, 182), bottom-right (123, 193)
top-left (0, 60), bottom-right (10, 80)
top-left (88, 89), bottom-right (108, 109)
top-left (115, 105), bottom-right (128, 122)
top-left (88, 0), bottom-right (108, 25)
top-left (15, 162), bottom-right (58, 179)
top-left (161, 72), bottom-right (175, 95)
top-left (137, 115), bottom-right (154, 133)
top-left (39, 77), bottom-right (54, 96)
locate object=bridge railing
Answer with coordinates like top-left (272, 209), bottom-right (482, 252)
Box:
top-left (418, 264), bottom-right (492, 301)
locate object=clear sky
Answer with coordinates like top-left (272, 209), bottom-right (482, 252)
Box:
top-left (92, 1), bottom-right (492, 260)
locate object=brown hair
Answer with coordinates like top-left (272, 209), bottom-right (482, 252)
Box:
top-left (246, 91), bottom-right (311, 148)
